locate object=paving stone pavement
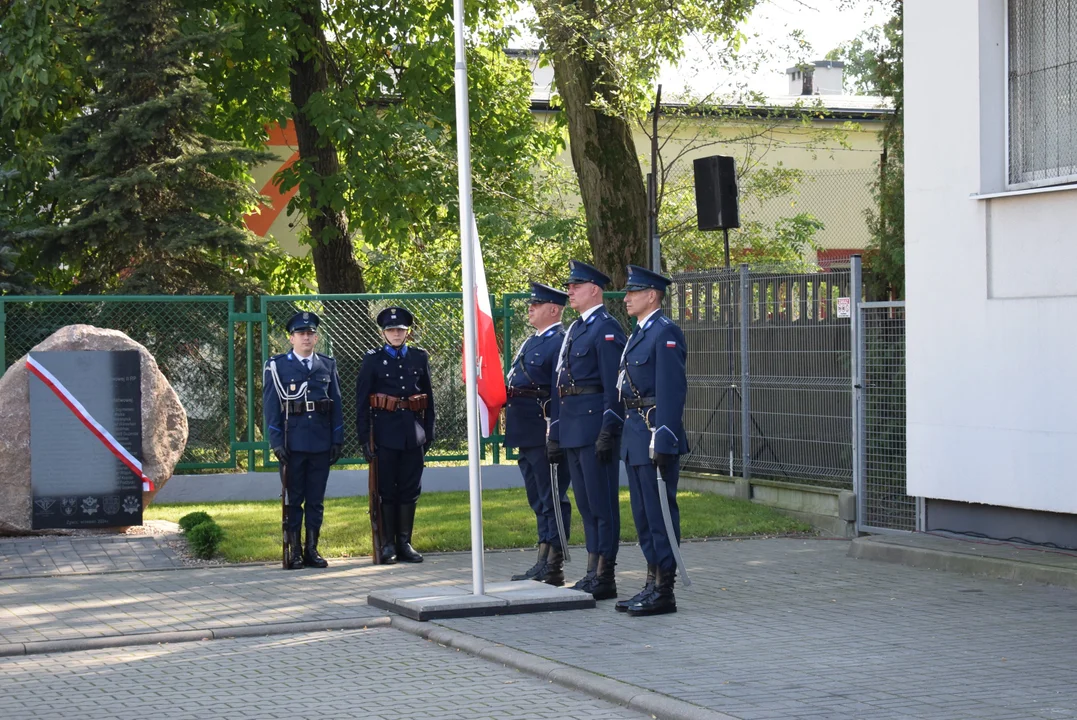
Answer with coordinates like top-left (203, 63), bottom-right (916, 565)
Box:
top-left (0, 534), bottom-right (188, 578)
top-left (0, 627), bottom-right (652, 720)
top-left (0, 538), bottom-right (1075, 720)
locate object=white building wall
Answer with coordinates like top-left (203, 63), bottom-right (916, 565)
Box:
top-left (905, 0), bottom-right (1077, 514)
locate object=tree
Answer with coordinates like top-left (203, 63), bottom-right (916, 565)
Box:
top-left (529, 0), bottom-right (758, 287)
top-left (25, 0), bottom-right (275, 294)
top-left (832, 0), bottom-right (903, 299)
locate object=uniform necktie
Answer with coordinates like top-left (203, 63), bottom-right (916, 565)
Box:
top-left (302, 358), bottom-right (311, 372)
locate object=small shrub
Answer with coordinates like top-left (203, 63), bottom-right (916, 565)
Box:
top-left (178, 511), bottom-right (213, 532)
top-left (187, 520), bottom-right (225, 559)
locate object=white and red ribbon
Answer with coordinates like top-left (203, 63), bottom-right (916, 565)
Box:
top-left (26, 355), bottom-right (154, 492)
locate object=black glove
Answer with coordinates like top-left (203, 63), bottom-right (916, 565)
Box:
top-left (272, 445), bottom-right (289, 464)
top-left (328, 444), bottom-right (342, 465)
top-left (594, 429), bottom-right (619, 465)
top-left (361, 442), bottom-right (375, 463)
top-left (422, 441), bottom-right (431, 455)
top-left (651, 451), bottom-right (675, 470)
top-left (546, 440), bottom-right (563, 463)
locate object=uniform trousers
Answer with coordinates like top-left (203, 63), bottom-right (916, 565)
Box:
top-left (285, 450), bottom-right (330, 534)
top-left (564, 444), bottom-right (621, 560)
top-left (375, 446), bottom-right (425, 504)
top-left (626, 460), bottom-right (681, 571)
top-left (517, 446), bottom-right (571, 547)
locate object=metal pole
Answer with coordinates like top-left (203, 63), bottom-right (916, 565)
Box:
top-left (452, 0), bottom-right (484, 595)
top-left (723, 228), bottom-right (731, 269)
top-left (850, 254), bottom-right (864, 535)
top-left (650, 85), bottom-right (662, 272)
top-left (245, 296), bottom-right (256, 471)
top-left (740, 264), bottom-right (750, 482)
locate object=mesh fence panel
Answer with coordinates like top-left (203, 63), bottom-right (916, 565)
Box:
top-left (672, 267), bottom-right (854, 486)
top-left (859, 302), bottom-right (910, 531)
top-left (0, 297), bottom-right (235, 469)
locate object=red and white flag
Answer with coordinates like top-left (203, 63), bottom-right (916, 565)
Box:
top-left (462, 215), bottom-right (506, 437)
top-left (26, 354), bottom-right (154, 492)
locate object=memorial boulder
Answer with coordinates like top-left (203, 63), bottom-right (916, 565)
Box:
top-left (0, 325), bottom-right (188, 534)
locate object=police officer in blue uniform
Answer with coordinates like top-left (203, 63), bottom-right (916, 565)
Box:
top-left (506, 282), bottom-right (572, 586)
top-left (615, 265), bottom-right (689, 616)
top-left (355, 306), bottom-right (436, 565)
top-left (547, 260), bottom-right (626, 600)
top-left (263, 311), bottom-right (344, 570)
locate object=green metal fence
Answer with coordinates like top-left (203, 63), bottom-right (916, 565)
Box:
top-left (0, 292), bottom-right (637, 472)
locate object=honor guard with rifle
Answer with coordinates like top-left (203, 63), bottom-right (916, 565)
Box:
top-left (355, 306), bottom-right (435, 565)
top-left (546, 260), bottom-right (627, 600)
top-left (506, 282), bottom-right (572, 586)
top-left (616, 265), bottom-right (689, 616)
top-left (263, 311), bottom-right (344, 570)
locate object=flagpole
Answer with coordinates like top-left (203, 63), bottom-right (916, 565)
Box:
top-left (452, 0), bottom-right (485, 596)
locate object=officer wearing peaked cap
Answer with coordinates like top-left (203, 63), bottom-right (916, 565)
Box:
top-left (506, 282), bottom-right (572, 586)
top-left (263, 311), bottom-right (345, 569)
top-left (355, 306), bottom-right (436, 564)
top-left (546, 260), bottom-right (627, 600)
top-left (616, 265), bottom-right (689, 616)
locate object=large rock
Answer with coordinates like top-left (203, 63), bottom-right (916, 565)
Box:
top-left (0, 325), bottom-right (188, 534)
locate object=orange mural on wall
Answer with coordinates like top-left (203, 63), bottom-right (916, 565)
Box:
top-left (243, 124), bottom-right (301, 245)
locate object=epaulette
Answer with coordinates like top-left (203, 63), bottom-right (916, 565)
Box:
top-left (411, 346), bottom-right (428, 354)
top-left (366, 349), bottom-right (376, 355)
top-left (659, 316), bottom-right (671, 325)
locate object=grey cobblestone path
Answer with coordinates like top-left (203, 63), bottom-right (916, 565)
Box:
top-left (0, 535), bottom-right (187, 578)
top-left (0, 627), bottom-right (652, 720)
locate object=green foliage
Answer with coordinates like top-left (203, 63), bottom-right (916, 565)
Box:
top-left (178, 510), bottom-right (214, 532)
top-left (833, 0), bottom-right (903, 298)
top-left (15, 0), bottom-right (275, 295)
top-left (186, 518), bottom-right (225, 558)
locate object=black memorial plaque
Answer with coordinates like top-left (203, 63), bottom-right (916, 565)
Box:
top-left (29, 350), bottom-right (143, 529)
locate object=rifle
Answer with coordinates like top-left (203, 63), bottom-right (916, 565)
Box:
top-left (368, 421), bottom-right (383, 565)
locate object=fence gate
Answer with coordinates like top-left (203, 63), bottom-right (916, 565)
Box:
top-left (854, 300), bottom-right (916, 533)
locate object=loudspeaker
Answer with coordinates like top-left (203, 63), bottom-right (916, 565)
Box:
top-left (693, 155), bottom-right (739, 230)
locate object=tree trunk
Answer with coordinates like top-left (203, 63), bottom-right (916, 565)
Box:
top-left (287, 0), bottom-right (365, 293)
top-left (537, 2), bottom-right (648, 289)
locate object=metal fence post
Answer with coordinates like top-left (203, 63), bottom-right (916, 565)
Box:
top-left (850, 255), bottom-right (864, 533)
top-left (0, 297), bottom-right (6, 372)
top-left (739, 264), bottom-right (751, 483)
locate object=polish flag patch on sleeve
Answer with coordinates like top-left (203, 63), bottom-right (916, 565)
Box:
top-left (604, 334), bottom-right (615, 341)
top-left (666, 340), bottom-right (678, 348)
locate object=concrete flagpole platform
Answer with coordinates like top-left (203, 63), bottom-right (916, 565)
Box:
top-left (367, 580), bottom-right (595, 621)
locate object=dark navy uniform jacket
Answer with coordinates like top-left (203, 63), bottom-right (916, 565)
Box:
top-left (354, 345), bottom-right (436, 450)
top-left (504, 324), bottom-right (565, 449)
top-left (548, 308), bottom-right (626, 449)
top-left (263, 351), bottom-right (344, 453)
top-left (618, 310), bottom-right (690, 466)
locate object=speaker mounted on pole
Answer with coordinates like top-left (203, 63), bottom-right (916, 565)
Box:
top-left (693, 155), bottom-right (740, 231)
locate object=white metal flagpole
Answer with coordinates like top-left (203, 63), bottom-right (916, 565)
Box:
top-left (452, 0), bottom-right (485, 596)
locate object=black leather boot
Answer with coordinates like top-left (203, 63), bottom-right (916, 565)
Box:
top-left (511, 543), bottom-right (549, 581)
top-left (539, 545), bottom-right (565, 587)
top-left (303, 528), bottom-right (329, 568)
top-left (378, 502), bottom-right (398, 565)
top-left (627, 566), bottom-right (677, 616)
top-left (287, 531), bottom-right (304, 569)
top-left (616, 564), bottom-right (656, 612)
top-left (570, 552), bottom-right (599, 592)
top-left (590, 555), bottom-right (617, 601)
top-left (395, 502), bottom-right (424, 563)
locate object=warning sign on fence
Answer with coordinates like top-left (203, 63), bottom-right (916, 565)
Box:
top-left (836, 297), bottom-right (852, 318)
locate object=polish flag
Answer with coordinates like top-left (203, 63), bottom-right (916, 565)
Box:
top-left (463, 215), bottom-right (506, 437)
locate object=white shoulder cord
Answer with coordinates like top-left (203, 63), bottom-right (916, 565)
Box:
top-left (268, 359), bottom-right (308, 424)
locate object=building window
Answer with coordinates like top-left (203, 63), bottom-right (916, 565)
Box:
top-left (1008, 0), bottom-right (1077, 188)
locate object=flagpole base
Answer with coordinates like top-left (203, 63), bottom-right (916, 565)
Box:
top-left (368, 581), bottom-right (595, 622)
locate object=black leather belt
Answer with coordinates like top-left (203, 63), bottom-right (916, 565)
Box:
top-left (286, 398), bottom-right (333, 414)
top-left (507, 387), bottom-right (550, 399)
top-left (624, 397), bottom-right (656, 409)
top-left (558, 385), bottom-right (602, 396)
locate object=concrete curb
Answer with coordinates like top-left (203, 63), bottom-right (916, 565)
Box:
top-left (0, 616), bottom-right (392, 657)
top-left (848, 536), bottom-right (1077, 589)
top-left (390, 616), bottom-right (740, 720)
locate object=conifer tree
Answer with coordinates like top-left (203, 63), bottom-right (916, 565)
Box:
top-left (32, 0), bottom-right (273, 294)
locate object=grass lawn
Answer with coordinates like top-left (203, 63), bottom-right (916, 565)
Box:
top-left (146, 487), bottom-right (813, 563)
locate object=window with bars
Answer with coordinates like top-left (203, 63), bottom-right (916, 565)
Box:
top-left (1007, 0), bottom-right (1077, 187)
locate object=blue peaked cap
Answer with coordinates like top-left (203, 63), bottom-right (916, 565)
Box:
top-left (377, 305), bottom-right (414, 329)
top-left (526, 282), bottom-right (569, 306)
top-left (623, 264), bottom-right (673, 292)
top-left (286, 311), bottom-right (321, 333)
top-left (563, 260), bottom-right (612, 289)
